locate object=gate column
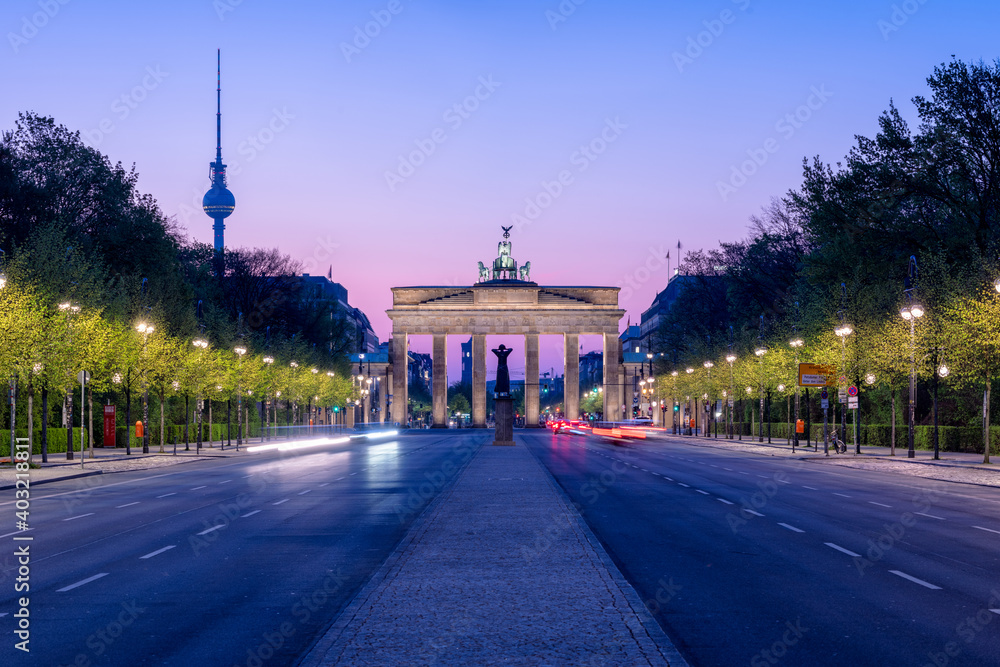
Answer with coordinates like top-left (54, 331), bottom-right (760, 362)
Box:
top-left (472, 334), bottom-right (487, 427)
top-left (603, 332), bottom-right (620, 422)
top-left (525, 333), bottom-right (540, 427)
top-left (564, 333), bottom-right (579, 420)
top-left (432, 333), bottom-right (448, 427)
top-left (391, 334), bottom-right (408, 425)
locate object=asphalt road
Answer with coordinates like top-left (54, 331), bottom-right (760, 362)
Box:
top-left (0, 430), bottom-right (488, 666)
top-left (523, 430), bottom-right (1000, 667)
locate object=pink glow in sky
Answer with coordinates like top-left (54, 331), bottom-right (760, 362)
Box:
top-left (4, 0), bottom-right (998, 378)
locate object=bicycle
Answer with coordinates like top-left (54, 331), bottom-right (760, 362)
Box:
top-left (828, 427), bottom-right (847, 454)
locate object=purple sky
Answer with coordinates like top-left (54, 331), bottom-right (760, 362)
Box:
top-left (4, 0), bottom-right (998, 380)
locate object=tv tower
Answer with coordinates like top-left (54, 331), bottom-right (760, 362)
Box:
top-left (202, 48), bottom-right (235, 270)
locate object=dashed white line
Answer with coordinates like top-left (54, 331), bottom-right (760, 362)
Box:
top-left (972, 526), bottom-right (1000, 535)
top-left (723, 468), bottom-right (733, 472)
top-left (756, 475), bottom-right (769, 479)
top-left (57, 573), bottom-right (109, 592)
top-left (678, 483), bottom-right (690, 488)
top-left (242, 474), bottom-right (254, 478)
top-left (157, 493), bottom-right (176, 499)
top-left (336, 477), bottom-right (345, 481)
top-left (696, 490), bottom-right (710, 495)
top-left (63, 513), bottom-right (94, 522)
top-left (116, 502), bottom-right (140, 508)
top-left (833, 493), bottom-right (851, 498)
top-left (0, 612), bottom-right (7, 617)
top-left (889, 570), bottom-right (941, 590)
top-left (915, 512), bottom-right (945, 520)
top-left (350, 472), bottom-right (357, 476)
top-left (272, 499), bottom-right (289, 506)
top-left (744, 510), bottom-right (764, 517)
top-left (319, 483), bottom-right (329, 487)
top-left (663, 476), bottom-right (674, 481)
top-left (191, 486), bottom-right (207, 491)
top-left (991, 610), bottom-right (1000, 616)
top-left (241, 510), bottom-right (261, 518)
top-left (739, 472), bottom-right (750, 475)
top-left (219, 480), bottom-right (232, 485)
top-left (298, 489), bottom-right (312, 495)
top-left (0, 529), bottom-right (31, 539)
top-left (197, 524), bottom-right (225, 536)
top-left (802, 486), bottom-right (818, 491)
top-left (717, 498), bottom-right (734, 505)
top-left (825, 542), bottom-right (862, 558)
top-left (140, 545), bottom-right (176, 560)
top-left (778, 479), bottom-right (791, 484)
top-left (868, 501), bottom-right (892, 508)
top-left (778, 523), bottom-right (805, 533)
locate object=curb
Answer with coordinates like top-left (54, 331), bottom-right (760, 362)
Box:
top-left (296, 434), bottom-right (489, 667)
top-left (522, 440), bottom-right (691, 667)
top-left (0, 469), bottom-right (103, 491)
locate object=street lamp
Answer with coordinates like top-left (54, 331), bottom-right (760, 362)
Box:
top-left (704, 361), bottom-right (714, 438)
top-left (192, 338), bottom-right (209, 452)
top-left (754, 345), bottom-right (766, 442)
top-left (901, 256), bottom-right (924, 459)
top-left (725, 353), bottom-right (736, 438)
top-left (136, 322), bottom-right (155, 454)
top-left (234, 344), bottom-right (247, 448)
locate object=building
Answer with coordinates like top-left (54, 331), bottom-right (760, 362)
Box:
top-left (202, 50), bottom-right (235, 272)
top-left (460, 337), bottom-right (472, 386)
top-left (639, 275), bottom-right (698, 353)
top-left (408, 352), bottom-right (433, 395)
top-left (579, 351), bottom-right (603, 391)
top-left (300, 273), bottom-right (379, 353)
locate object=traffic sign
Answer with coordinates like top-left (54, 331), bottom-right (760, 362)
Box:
top-left (848, 396), bottom-right (859, 409)
top-left (821, 399), bottom-right (829, 409)
top-left (838, 389), bottom-right (847, 402)
top-left (847, 385), bottom-right (858, 397)
top-left (820, 388), bottom-right (828, 400)
top-left (799, 363), bottom-right (836, 387)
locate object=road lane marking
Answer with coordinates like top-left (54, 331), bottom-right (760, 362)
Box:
top-left (219, 480), bottom-right (232, 485)
top-left (663, 476), bottom-right (674, 481)
top-left (889, 570), bottom-right (941, 590)
top-left (298, 489), bottom-right (312, 495)
top-left (778, 523), bottom-right (805, 533)
top-left (803, 486), bottom-right (818, 490)
top-left (778, 479), bottom-right (791, 484)
top-left (0, 529), bottom-right (31, 538)
top-left (319, 483), bottom-right (329, 487)
top-left (717, 498), bottom-right (734, 505)
top-left (825, 542), bottom-right (862, 558)
top-left (350, 472), bottom-right (357, 475)
top-left (868, 502), bottom-right (892, 508)
top-left (991, 610), bottom-right (1000, 615)
top-left (739, 472), bottom-right (750, 475)
top-left (241, 510), bottom-right (261, 518)
top-left (57, 573), bottom-right (109, 592)
top-left (116, 502), bottom-right (140, 508)
top-left (243, 474), bottom-right (254, 478)
top-left (63, 513), bottom-right (94, 522)
top-left (915, 512), bottom-right (945, 520)
top-left (756, 475), bottom-right (769, 479)
top-left (678, 483), bottom-right (690, 488)
top-left (157, 493), bottom-right (176, 498)
top-left (197, 525), bottom-right (225, 536)
top-left (191, 486), bottom-right (207, 490)
top-left (273, 499), bottom-right (289, 505)
top-left (696, 490), bottom-right (710, 495)
top-left (0, 613), bottom-right (6, 617)
top-left (723, 468), bottom-right (733, 471)
top-left (336, 477), bottom-right (345, 481)
top-left (744, 510), bottom-right (764, 517)
top-left (972, 526), bottom-right (1000, 535)
top-left (833, 493), bottom-right (851, 498)
top-left (140, 545), bottom-right (176, 560)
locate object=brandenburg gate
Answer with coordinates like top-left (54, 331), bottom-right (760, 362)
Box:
top-left (387, 230), bottom-right (625, 428)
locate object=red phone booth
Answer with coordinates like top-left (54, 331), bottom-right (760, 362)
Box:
top-left (103, 405), bottom-right (117, 447)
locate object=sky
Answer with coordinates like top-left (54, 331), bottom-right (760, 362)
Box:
top-left (3, 0), bottom-right (999, 381)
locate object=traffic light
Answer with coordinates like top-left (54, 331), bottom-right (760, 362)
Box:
top-left (673, 404), bottom-right (680, 412)
top-left (333, 406), bottom-right (340, 413)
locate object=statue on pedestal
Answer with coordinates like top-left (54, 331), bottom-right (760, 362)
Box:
top-left (492, 344), bottom-right (513, 397)
top-left (491, 344), bottom-right (516, 446)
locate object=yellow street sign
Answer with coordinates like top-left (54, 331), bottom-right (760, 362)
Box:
top-left (798, 363), bottom-right (835, 387)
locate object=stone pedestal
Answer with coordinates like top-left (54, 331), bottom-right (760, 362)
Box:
top-left (493, 398), bottom-right (515, 446)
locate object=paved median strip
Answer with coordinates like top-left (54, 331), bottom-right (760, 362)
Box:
top-left (825, 542), bottom-right (862, 558)
top-left (140, 545), bottom-right (176, 560)
top-left (889, 570), bottom-right (941, 590)
top-left (57, 573), bottom-right (109, 592)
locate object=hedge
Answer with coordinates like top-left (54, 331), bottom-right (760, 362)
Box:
top-left (727, 422), bottom-right (1000, 454)
top-left (0, 429), bottom-right (88, 456)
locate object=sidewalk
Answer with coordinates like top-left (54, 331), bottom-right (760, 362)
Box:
top-left (648, 432), bottom-right (1000, 487)
top-left (0, 438), bottom-right (258, 490)
top-left (300, 439), bottom-right (686, 666)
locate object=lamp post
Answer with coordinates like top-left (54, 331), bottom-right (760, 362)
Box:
top-left (136, 322), bottom-right (155, 454)
top-left (670, 370), bottom-right (679, 433)
top-left (789, 337), bottom-right (804, 451)
top-left (193, 338), bottom-right (208, 453)
top-left (725, 353), bottom-right (736, 439)
top-left (59, 302), bottom-right (81, 459)
top-left (289, 361), bottom-right (300, 438)
top-left (686, 367), bottom-right (695, 434)
top-left (234, 344), bottom-right (247, 448)
top-left (754, 345), bottom-right (766, 442)
top-left (900, 256), bottom-right (924, 459)
top-left (704, 361), bottom-right (714, 438)
top-left (263, 356), bottom-right (274, 439)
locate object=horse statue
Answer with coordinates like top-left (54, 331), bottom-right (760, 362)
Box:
top-left (477, 261), bottom-right (490, 282)
top-left (519, 261), bottom-right (531, 282)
